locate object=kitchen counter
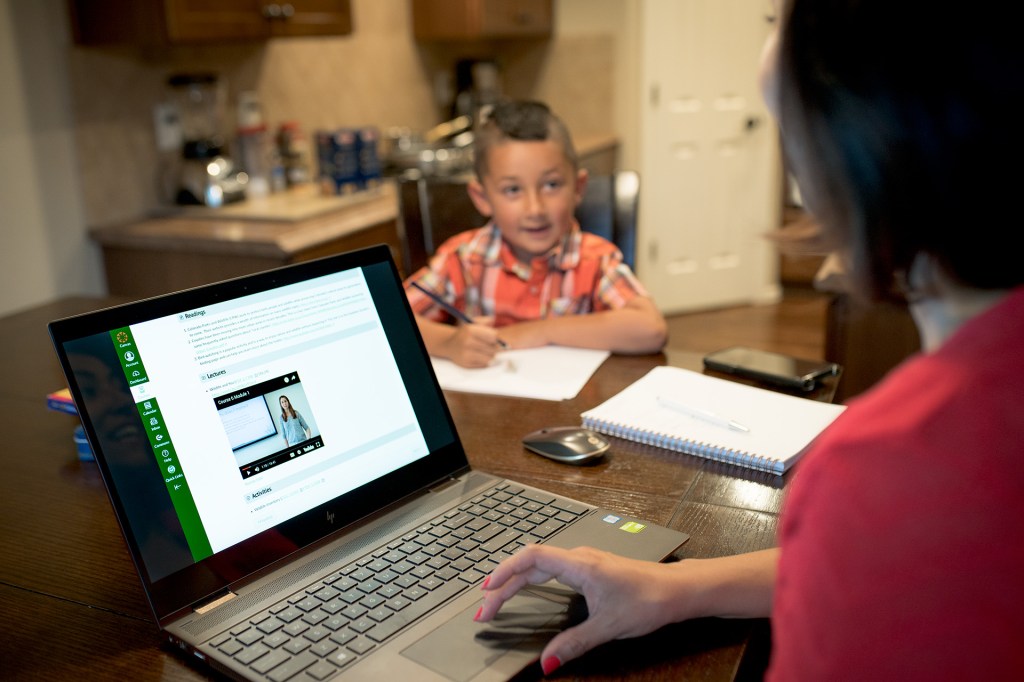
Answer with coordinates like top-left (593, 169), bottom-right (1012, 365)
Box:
top-left (89, 183), bottom-right (402, 299)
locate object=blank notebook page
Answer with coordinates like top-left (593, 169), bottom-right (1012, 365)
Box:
top-left (581, 366), bottom-right (846, 473)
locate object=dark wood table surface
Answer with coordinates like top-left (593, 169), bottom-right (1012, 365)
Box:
top-left (0, 296), bottom-right (838, 681)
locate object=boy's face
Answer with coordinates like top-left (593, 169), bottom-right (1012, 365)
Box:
top-left (468, 139), bottom-right (587, 263)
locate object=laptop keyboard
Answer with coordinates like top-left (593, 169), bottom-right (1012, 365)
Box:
top-left (208, 482), bottom-right (589, 681)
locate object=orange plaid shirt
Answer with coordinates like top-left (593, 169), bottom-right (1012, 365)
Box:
top-left (403, 222), bottom-right (649, 327)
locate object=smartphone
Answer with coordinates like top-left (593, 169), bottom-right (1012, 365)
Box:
top-left (703, 346), bottom-right (839, 392)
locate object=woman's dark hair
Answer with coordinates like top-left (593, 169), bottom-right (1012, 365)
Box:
top-left (279, 395), bottom-right (297, 421)
top-left (778, 0), bottom-right (1024, 301)
top-left (472, 99), bottom-right (578, 180)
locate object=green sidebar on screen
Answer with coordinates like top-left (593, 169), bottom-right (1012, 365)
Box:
top-left (112, 327), bottom-right (213, 562)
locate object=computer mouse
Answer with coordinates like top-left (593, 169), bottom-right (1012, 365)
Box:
top-left (522, 426), bottom-right (610, 465)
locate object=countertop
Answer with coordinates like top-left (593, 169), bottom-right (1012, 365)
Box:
top-left (575, 131), bottom-right (619, 156)
top-left (89, 182), bottom-right (399, 260)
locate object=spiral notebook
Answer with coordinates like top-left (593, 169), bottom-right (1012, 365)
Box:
top-left (581, 366), bottom-right (846, 474)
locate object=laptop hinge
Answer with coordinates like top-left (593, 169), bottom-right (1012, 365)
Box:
top-left (427, 476), bottom-right (462, 494)
top-left (195, 591), bottom-right (237, 615)
top-left (427, 465), bottom-right (475, 494)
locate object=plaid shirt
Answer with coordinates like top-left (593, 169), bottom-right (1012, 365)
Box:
top-left (403, 222), bottom-right (649, 327)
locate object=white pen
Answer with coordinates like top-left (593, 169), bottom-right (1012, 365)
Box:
top-left (656, 396), bottom-right (751, 433)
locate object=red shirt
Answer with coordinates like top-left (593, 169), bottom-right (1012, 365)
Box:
top-left (769, 287), bottom-right (1024, 680)
top-left (403, 222), bottom-right (648, 327)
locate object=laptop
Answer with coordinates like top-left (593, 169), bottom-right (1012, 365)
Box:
top-left (49, 244), bottom-right (688, 682)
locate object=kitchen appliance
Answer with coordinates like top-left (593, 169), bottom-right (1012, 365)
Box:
top-left (379, 58), bottom-right (500, 179)
top-left (381, 116), bottom-right (474, 179)
top-left (168, 73), bottom-right (246, 207)
top-left (234, 90), bottom-right (272, 197)
top-left (452, 58), bottom-right (502, 119)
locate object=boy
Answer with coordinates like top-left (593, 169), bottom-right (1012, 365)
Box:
top-left (403, 100), bottom-right (667, 368)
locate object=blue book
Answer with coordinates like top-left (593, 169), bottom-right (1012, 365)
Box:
top-left (47, 388), bottom-right (78, 415)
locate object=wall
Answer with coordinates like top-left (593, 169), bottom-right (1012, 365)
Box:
top-left (0, 0), bottom-right (104, 317)
top-left (552, 0), bottom-right (639, 170)
top-left (0, 0), bottom-right (626, 318)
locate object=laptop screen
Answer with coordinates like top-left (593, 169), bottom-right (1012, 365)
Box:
top-left (50, 247), bottom-right (467, 618)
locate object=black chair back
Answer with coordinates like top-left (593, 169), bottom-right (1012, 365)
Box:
top-left (575, 170), bottom-right (639, 270)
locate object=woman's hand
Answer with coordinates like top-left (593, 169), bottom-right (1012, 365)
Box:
top-left (475, 545), bottom-right (778, 675)
top-left (475, 545), bottom-right (689, 675)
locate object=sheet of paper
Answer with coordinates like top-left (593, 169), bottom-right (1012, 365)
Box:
top-left (431, 346), bottom-right (611, 401)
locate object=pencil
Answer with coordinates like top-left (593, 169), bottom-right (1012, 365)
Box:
top-left (410, 281), bottom-right (508, 349)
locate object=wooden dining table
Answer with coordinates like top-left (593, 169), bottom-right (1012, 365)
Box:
top-left (0, 296), bottom-right (839, 681)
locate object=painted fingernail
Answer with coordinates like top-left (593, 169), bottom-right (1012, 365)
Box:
top-left (481, 576), bottom-right (491, 589)
top-left (541, 656), bottom-right (561, 675)
top-left (473, 606), bottom-right (483, 622)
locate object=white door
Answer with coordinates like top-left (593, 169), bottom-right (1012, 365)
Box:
top-left (637, 0), bottom-right (782, 314)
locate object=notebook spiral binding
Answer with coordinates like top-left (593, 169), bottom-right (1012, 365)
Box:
top-left (582, 417), bottom-right (779, 474)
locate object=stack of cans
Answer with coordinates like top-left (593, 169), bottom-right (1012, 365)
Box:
top-left (316, 126), bottom-right (382, 195)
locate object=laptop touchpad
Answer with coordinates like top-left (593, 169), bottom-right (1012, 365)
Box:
top-left (401, 585), bottom-right (583, 681)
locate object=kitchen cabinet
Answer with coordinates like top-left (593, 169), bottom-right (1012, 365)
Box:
top-left (411, 0), bottom-right (552, 40)
top-left (826, 293), bottom-right (919, 402)
top-left (69, 0), bottom-right (352, 46)
top-left (777, 207), bottom-right (827, 286)
top-left (772, 207), bottom-right (920, 402)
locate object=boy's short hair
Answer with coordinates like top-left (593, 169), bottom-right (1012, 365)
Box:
top-left (472, 99), bottom-right (578, 180)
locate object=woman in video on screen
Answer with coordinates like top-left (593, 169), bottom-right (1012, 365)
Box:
top-left (474, 0), bottom-right (1024, 678)
top-left (279, 395), bottom-right (311, 447)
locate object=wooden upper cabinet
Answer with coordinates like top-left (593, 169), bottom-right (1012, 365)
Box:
top-left (69, 0), bottom-right (352, 45)
top-left (262, 0), bottom-right (352, 37)
top-left (162, 0), bottom-right (273, 42)
top-left (412, 0), bottom-right (552, 40)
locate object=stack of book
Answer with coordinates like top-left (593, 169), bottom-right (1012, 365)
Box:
top-left (47, 388), bottom-right (92, 461)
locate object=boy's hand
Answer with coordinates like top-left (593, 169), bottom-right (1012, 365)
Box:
top-left (486, 320), bottom-right (549, 350)
top-left (475, 298), bottom-right (668, 354)
top-left (439, 317), bottom-right (503, 368)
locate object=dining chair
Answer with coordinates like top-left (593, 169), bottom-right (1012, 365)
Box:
top-left (396, 170), bottom-right (640, 276)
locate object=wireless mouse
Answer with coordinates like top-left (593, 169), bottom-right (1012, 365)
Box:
top-left (522, 426), bottom-right (610, 465)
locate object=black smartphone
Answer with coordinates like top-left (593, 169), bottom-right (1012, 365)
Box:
top-left (703, 346), bottom-right (839, 392)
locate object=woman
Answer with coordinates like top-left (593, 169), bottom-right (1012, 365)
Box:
top-left (475, 1), bottom-right (1024, 678)
top-left (278, 394), bottom-right (310, 447)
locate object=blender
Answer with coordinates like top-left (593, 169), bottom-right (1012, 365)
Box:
top-left (168, 73), bottom-right (246, 207)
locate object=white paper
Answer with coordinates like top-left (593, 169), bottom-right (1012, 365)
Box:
top-left (431, 346), bottom-right (611, 401)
